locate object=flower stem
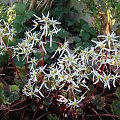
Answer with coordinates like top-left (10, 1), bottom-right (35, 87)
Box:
top-left (41, 33), bottom-right (46, 67)
top-left (85, 114), bottom-right (120, 119)
top-left (26, 56), bottom-right (29, 80)
top-left (2, 38), bottom-right (24, 85)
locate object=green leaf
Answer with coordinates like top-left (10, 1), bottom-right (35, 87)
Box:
top-left (92, 95), bottom-right (105, 110)
top-left (15, 79), bottom-right (24, 89)
top-left (82, 24), bottom-right (90, 32)
top-left (14, 15), bottom-right (24, 24)
top-left (34, 52), bottom-right (42, 60)
top-left (83, 41), bottom-right (92, 48)
top-left (12, 3), bottom-right (26, 14)
top-left (80, 30), bottom-right (90, 41)
top-left (74, 36), bottom-right (82, 43)
top-left (47, 114), bottom-right (59, 120)
top-left (9, 92), bottom-right (19, 103)
top-left (13, 22), bottom-right (24, 33)
top-left (0, 82), bottom-right (3, 88)
top-left (0, 88), bottom-right (5, 104)
top-left (44, 54), bottom-right (49, 60)
top-left (45, 54), bottom-right (51, 64)
top-left (87, 84), bottom-right (95, 96)
top-left (0, 52), bottom-right (10, 67)
top-left (23, 10), bottom-right (34, 22)
top-left (76, 42), bottom-right (83, 48)
top-left (115, 87), bottom-right (120, 99)
top-left (96, 18), bottom-right (102, 34)
top-left (0, 88), bottom-right (4, 95)
top-left (17, 66), bottom-right (26, 79)
top-left (0, 96), bottom-right (5, 104)
top-left (46, 42), bottom-right (58, 53)
top-left (67, 20), bottom-right (76, 26)
top-left (4, 86), bottom-right (11, 98)
top-left (79, 19), bottom-right (88, 28)
top-left (88, 27), bottom-right (97, 36)
top-left (14, 57), bottom-right (26, 67)
top-left (12, 3), bottom-right (34, 33)
top-left (56, 28), bottom-right (69, 39)
top-left (111, 100), bottom-right (120, 116)
top-left (10, 85), bottom-right (20, 92)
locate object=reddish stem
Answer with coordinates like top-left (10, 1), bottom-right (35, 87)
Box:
top-left (103, 108), bottom-right (115, 120)
top-left (85, 114), bottom-right (120, 119)
top-left (92, 81), bottom-right (100, 96)
top-left (36, 111), bottom-right (57, 120)
top-left (92, 50), bottom-right (108, 96)
top-left (100, 51), bottom-right (108, 74)
top-left (26, 56), bottom-right (29, 80)
top-left (7, 48), bottom-right (24, 85)
top-left (2, 38), bottom-right (24, 85)
top-left (9, 102), bottom-right (34, 112)
top-left (10, 98), bottom-right (32, 108)
top-left (104, 93), bottom-right (115, 98)
top-left (41, 34), bottom-right (46, 67)
top-left (42, 52), bottom-right (45, 67)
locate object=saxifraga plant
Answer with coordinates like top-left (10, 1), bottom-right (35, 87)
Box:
top-left (0, 5), bottom-right (120, 120)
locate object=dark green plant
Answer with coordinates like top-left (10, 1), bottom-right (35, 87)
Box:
top-left (47, 114), bottom-right (59, 120)
top-left (49, 0), bottom-right (97, 50)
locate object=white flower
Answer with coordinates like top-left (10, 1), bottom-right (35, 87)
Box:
top-left (111, 48), bottom-right (120, 68)
top-left (28, 57), bottom-right (38, 70)
top-left (23, 84), bottom-right (34, 97)
top-left (49, 17), bottom-right (61, 33)
top-left (39, 40), bottom-right (47, 53)
top-left (101, 72), bottom-right (113, 89)
top-left (59, 53), bottom-right (78, 67)
top-left (57, 95), bottom-right (68, 104)
top-left (51, 42), bottom-right (70, 58)
top-left (92, 69), bottom-right (103, 84)
top-left (92, 40), bottom-right (106, 49)
top-left (68, 98), bottom-right (79, 107)
top-left (15, 41), bottom-right (34, 60)
top-left (33, 12), bottom-right (61, 47)
top-left (23, 84), bottom-right (44, 99)
top-left (48, 64), bottom-right (62, 79)
top-left (48, 30), bottom-right (55, 47)
top-left (48, 28), bottom-right (60, 47)
top-left (111, 74), bottom-right (120, 87)
top-left (98, 31), bottom-right (119, 48)
top-left (0, 21), bottom-right (15, 46)
top-left (68, 91), bottom-right (87, 107)
top-left (30, 20), bottom-right (39, 31)
top-left (29, 68), bottom-right (38, 82)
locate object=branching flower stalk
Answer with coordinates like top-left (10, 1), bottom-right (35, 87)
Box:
top-left (26, 56), bottom-right (29, 80)
top-left (6, 47), bottom-right (24, 85)
top-left (0, 21), bottom-right (24, 85)
top-left (17, 12), bottom-right (61, 99)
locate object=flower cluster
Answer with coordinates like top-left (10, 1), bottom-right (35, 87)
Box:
top-left (1, 11), bottom-right (120, 110)
top-left (13, 12), bottom-right (60, 60)
top-left (23, 66), bottom-right (46, 99)
top-left (40, 42), bottom-right (91, 108)
top-left (32, 11), bottom-right (61, 47)
top-left (23, 31), bottom-right (120, 108)
top-left (0, 20), bottom-right (15, 55)
top-left (23, 41), bottom-right (90, 108)
top-left (11, 12), bottom-right (61, 99)
top-left (91, 32), bottom-right (120, 89)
